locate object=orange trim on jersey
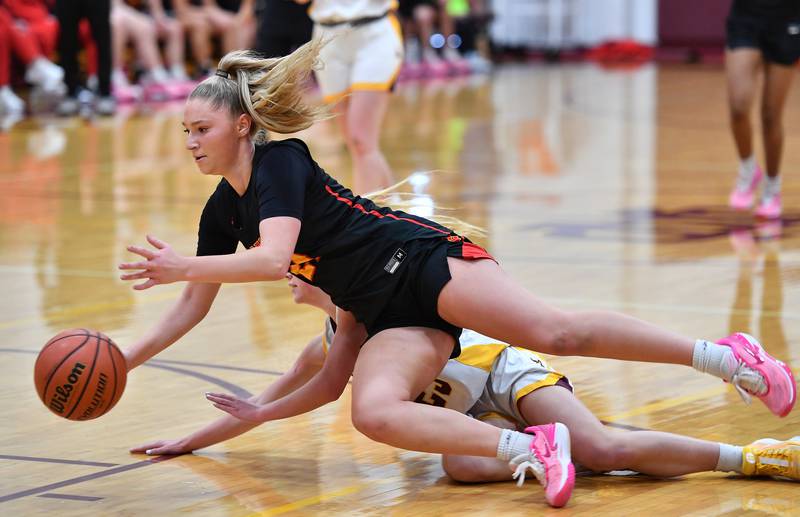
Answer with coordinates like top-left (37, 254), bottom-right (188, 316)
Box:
top-left (462, 242), bottom-right (495, 260)
top-left (324, 184), bottom-right (449, 234)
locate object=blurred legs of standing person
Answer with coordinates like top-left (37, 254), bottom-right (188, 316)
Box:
top-left (726, 2), bottom-right (800, 219)
top-left (56, 0), bottom-right (115, 116)
top-left (313, 12), bottom-right (402, 193)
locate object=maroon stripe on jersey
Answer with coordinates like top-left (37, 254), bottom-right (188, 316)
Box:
top-left (324, 185), bottom-right (449, 235)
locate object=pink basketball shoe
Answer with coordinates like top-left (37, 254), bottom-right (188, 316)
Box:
top-left (729, 166), bottom-right (763, 210)
top-left (509, 422), bottom-right (575, 508)
top-left (755, 193), bottom-right (782, 219)
top-left (717, 333), bottom-right (796, 417)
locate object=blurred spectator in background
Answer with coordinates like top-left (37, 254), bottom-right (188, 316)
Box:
top-left (171, 0), bottom-right (254, 77)
top-left (256, 0), bottom-right (312, 58)
top-left (55, 0), bottom-right (115, 116)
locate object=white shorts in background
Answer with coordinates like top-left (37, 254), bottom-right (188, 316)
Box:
top-left (313, 14), bottom-right (403, 103)
top-left (469, 347), bottom-right (572, 429)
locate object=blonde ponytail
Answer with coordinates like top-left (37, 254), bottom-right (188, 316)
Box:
top-left (189, 39), bottom-right (329, 135)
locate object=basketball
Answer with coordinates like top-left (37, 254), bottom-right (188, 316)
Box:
top-left (34, 329), bottom-right (128, 421)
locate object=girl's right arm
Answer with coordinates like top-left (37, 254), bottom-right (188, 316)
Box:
top-left (124, 281), bottom-right (221, 370)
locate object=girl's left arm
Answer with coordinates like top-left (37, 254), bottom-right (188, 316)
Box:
top-left (120, 217), bottom-right (300, 289)
top-left (206, 309), bottom-right (366, 422)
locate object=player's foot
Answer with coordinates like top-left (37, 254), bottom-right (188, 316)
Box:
top-left (755, 193), bottom-right (782, 219)
top-left (509, 422), bottom-right (574, 507)
top-left (742, 436), bottom-right (800, 480)
top-left (729, 165), bottom-right (763, 210)
top-left (717, 333), bottom-right (796, 417)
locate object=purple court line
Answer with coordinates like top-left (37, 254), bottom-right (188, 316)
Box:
top-left (0, 348), bottom-right (283, 376)
top-left (145, 363), bottom-right (252, 399)
top-left (0, 455), bottom-right (177, 503)
top-left (149, 357), bottom-right (283, 376)
top-left (0, 455), bottom-right (117, 467)
top-left (37, 493), bottom-right (103, 502)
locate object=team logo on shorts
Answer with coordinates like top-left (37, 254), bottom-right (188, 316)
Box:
top-left (384, 248), bottom-right (407, 274)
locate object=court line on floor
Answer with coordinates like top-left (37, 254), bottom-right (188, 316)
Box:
top-left (37, 493), bottom-right (103, 502)
top-left (246, 483), bottom-right (370, 517)
top-left (0, 456), bottom-right (177, 503)
top-left (0, 455), bottom-right (117, 467)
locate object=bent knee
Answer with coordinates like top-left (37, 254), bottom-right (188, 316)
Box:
top-left (442, 456), bottom-right (507, 483)
top-left (536, 313), bottom-right (589, 356)
top-left (351, 406), bottom-right (395, 442)
top-left (346, 132), bottom-right (378, 156)
top-left (442, 456), bottom-right (484, 483)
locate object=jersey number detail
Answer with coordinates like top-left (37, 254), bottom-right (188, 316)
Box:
top-left (290, 253), bottom-right (320, 281)
top-left (414, 379), bottom-right (453, 407)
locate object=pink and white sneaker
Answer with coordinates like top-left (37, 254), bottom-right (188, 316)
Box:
top-left (729, 166), bottom-right (763, 210)
top-left (717, 333), bottom-right (796, 417)
top-left (509, 422), bottom-right (574, 508)
top-left (755, 194), bottom-right (782, 219)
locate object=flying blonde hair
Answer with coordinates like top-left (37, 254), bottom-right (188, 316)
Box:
top-left (189, 39), bottom-right (329, 135)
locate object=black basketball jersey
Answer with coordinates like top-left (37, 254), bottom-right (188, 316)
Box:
top-left (196, 138), bottom-right (455, 325)
top-left (731, 0), bottom-right (800, 20)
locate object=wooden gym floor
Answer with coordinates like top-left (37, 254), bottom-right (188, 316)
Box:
top-left (1, 63), bottom-right (799, 515)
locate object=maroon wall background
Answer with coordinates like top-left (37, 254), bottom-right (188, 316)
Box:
top-left (658, 0), bottom-right (730, 48)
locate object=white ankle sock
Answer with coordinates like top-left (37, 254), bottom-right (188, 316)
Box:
top-left (496, 429), bottom-right (534, 461)
top-left (692, 340), bottom-right (737, 381)
top-left (737, 155), bottom-right (757, 188)
top-left (693, 339), bottom-right (767, 395)
top-left (714, 443), bottom-right (743, 473)
top-left (763, 176), bottom-right (781, 199)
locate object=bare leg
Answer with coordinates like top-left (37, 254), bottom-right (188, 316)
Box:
top-left (351, 327), bottom-right (502, 456)
top-left (519, 386), bottom-right (719, 477)
top-left (344, 90), bottom-right (395, 194)
top-left (760, 62), bottom-right (796, 178)
top-left (438, 258), bottom-right (695, 364)
top-left (441, 417), bottom-right (518, 482)
top-left (441, 387), bottom-right (722, 481)
top-left (158, 17), bottom-right (185, 71)
top-left (726, 48), bottom-right (761, 160)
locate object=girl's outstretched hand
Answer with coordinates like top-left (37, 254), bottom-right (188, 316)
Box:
top-left (206, 392), bottom-right (266, 423)
top-left (119, 235), bottom-right (188, 290)
top-left (130, 439), bottom-right (191, 456)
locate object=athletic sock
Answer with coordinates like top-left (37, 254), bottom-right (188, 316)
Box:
top-left (692, 339), bottom-right (766, 395)
top-left (763, 175), bottom-right (781, 199)
top-left (715, 443), bottom-right (744, 473)
top-left (737, 155), bottom-right (757, 189)
top-left (692, 340), bottom-right (737, 380)
top-left (496, 428), bottom-right (534, 462)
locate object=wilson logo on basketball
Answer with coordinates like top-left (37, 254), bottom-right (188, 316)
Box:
top-left (80, 372), bottom-right (109, 420)
top-left (49, 362), bottom-right (86, 414)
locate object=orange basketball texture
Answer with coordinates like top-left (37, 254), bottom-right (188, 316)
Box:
top-left (34, 329), bottom-right (127, 421)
